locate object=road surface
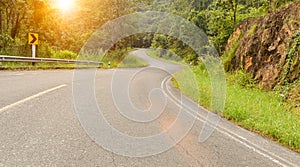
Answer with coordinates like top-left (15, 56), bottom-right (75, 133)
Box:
top-left (0, 49), bottom-right (299, 166)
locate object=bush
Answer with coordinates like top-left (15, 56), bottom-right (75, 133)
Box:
top-left (37, 42), bottom-right (53, 58)
top-left (0, 34), bottom-right (30, 56)
top-left (228, 70), bottom-right (258, 89)
top-left (51, 50), bottom-right (78, 60)
top-left (105, 49), bottom-right (127, 62)
top-left (0, 34), bottom-right (14, 52)
top-left (117, 54), bottom-right (148, 68)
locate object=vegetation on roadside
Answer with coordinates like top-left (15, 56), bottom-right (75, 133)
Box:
top-left (174, 65), bottom-right (300, 153)
top-left (2, 0), bottom-right (298, 69)
top-left (146, 49), bottom-right (184, 65)
top-left (0, 49), bottom-right (148, 70)
top-left (148, 49), bottom-right (300, 153)
top-left (114, 54), bottom-right (148, 68)
top-left (223, 33), bottom-right (243, 71)
top-left (0, 62), bottom-right (98, 70)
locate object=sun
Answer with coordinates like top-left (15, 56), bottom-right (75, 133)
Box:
top-left (56, 0), bottom-right (74, 11)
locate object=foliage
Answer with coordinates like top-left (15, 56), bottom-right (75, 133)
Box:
top-left (188, 10), bottom-right (208, 33)
top-left (223, 32), bottom-right (244, 70)
top-left (0, 0), bottom-right (297, 62)
top-left (247, 23), bottom-right (258, 37)
top-left (282, 30), bottom-right (300, 84)
top-left (146, 49), bottom-right (183, 64)
top-left (0, 33), bottom-right (13, 50)
top-left (0, 0), bottom-right (139, 57)
top-left (173, 65), bottom-right (300, 152)
top-left (0, 61), bottom-right (97, 70)
top-left (105, 49), bottom-right (128, 63)
top-left (227, 70), bottom-right (258, 89)
top-left (223, 42), bottom-right (239, 70)
top-left (117, 54), bottom-right (148, 68)
top-left (51, 50), bottom-right (78, 60)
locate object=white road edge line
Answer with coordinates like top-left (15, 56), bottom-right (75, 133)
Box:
top-left (161, 76), bottom-right (295, 167)
top-left (0, 84), bottom-right (67, 113)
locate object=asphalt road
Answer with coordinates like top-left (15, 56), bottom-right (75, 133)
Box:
top-left (0, 49), bottom-right (299, 166)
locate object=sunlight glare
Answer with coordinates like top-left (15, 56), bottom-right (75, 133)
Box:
top-left (56, 0), bottom-right (74, 11)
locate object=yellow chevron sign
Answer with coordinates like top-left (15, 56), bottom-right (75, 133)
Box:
top-left (28, 33), bottom-right (38, 45)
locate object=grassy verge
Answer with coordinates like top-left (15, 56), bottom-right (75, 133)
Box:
top-left (0, 62), bottom-right (99, 70)
top-left (173, 65), bottom-right (300, 152)
top-left (101, 54), bottom-right (148, 68)
top-left (0, 49), bottom-right (148, 70)
top-left (117, 54), bottom-right (148, 68)
top-left (146, 49), bottom-right (184, 65)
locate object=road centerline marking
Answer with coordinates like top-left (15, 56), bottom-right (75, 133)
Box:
top-left (0, 84), bottom-right (67, 113)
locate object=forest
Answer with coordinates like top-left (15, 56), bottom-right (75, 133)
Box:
top-left (0, 0), bottom-right (297, 62)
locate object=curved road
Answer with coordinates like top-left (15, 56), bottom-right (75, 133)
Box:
top-left (0, 49), bottom-right (299, 166)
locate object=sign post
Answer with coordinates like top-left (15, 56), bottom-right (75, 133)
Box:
top-left (32, 44), bottom-right (36, 58)
top-left (28, 33), bottom-right (39, 58)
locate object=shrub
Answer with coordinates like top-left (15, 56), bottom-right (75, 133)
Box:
top-left (51, 50), bottom-right (78, 60)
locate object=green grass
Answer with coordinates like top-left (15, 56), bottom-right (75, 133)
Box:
top-left (101, 54), bottom-right (148, 68)
top-left (0, 49), bottom-right (147, 70)
top-left (146, 49), bottom-right (184, 65)
top-left (117, 54), bottom-right (148, 68)
top-left (247, 24), bottom-right (258, 37)
top-left (173, 65), bottom-right (300, 153)
top-left (223, 33), bottom-right (243, 71)
top-left (0, 62), bottom-right (99, 70)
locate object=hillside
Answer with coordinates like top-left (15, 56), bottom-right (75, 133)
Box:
top-left (225, 2), bottom-right (300, 90)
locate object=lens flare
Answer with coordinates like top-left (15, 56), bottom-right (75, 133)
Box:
top-left (56, 0), bottom-right (73, 11)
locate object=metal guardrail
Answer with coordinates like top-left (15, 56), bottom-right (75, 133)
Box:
top-left (0, 55), bottom-right (103, 66)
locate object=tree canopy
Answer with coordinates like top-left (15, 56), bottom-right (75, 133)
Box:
top-left (0, 0), bottom-right (298, 61)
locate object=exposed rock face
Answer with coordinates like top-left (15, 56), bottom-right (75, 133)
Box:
top-left (226, 2), bottom-right (300, 89)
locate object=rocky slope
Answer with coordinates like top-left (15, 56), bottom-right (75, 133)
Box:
top-left (225, 2), bottom-right (300, 90)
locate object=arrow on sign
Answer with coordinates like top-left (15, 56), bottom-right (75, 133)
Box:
top-left (30, 34), bottom-right (37, 44)
top-left (28, 33), bottom-right (38, 45)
